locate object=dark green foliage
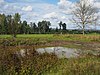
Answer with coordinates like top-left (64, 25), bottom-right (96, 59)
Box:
top-left (30, 22), bottom-right (38, 33)
top-left (0, 13), bottom-right (100, 35)
top-left (0, 13), bottom-right (21, 37)
top-left (20, 20), bottom-right (28, 34)
top-left (12, 13), bottom-right (21, 38)
top-left (38, 20), bottom-right (51, 33)
top-left (0, 14), bottom-right (8, 34)
top-left (58, 21), bottom-right (67, 34)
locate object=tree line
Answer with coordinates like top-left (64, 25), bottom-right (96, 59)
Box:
top-left (0, 13), bottom-right (67, 37)
top-left (0, 0), bottom-right (100, 37)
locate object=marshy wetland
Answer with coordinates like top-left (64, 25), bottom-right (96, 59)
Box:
top-left (1, 0), bottom-right (100, 74)
top-left (0, 34), bottom-right (100, 75)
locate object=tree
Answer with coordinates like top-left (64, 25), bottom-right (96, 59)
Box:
top-left (37, 20), bottom-right (51, 34)
top-left (4, 16), bottom-right (8, 34)
top-left (38, 22), bottom-right (42, 34)
top-left (20, 21), bottom-right (27, 34)
top-left (13, 13), bottom-right (21, 37)
top-left (59, 21), bottom-right (62, 30)
top-left (59, 21), bottom-right (63, 34)
top-left (26, 24), bottom-right (31, 34)
top-left (55, 27), bottom-right (59, 33)
top-left (0, 14), bottom-right (8, 34)
top-left (6, 15), bottom-right (12, 34)
top-left (62, 23), bottom-right (66, 31)
top-left (72, 0), bottom-right (98, 35)
top-left (30, 22), bottom-right (38, 33)
top-left (45, 21), bottom-right (51, 33)
top-left (94, 16), bottom-right (100, 31)
top-left (6, 13), bottom-right (21, 38)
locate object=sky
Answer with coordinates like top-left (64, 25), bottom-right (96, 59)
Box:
top-left (0, 0), bottom-right (100, 29)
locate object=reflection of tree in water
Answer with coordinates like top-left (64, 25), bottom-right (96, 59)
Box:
top-left (62, 51), bottom-right (66, 57)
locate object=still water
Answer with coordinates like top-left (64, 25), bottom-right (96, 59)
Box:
top-left (18, 47), bottom-right (100, 58)
top-left (36, 47), bottom-right (80, 58)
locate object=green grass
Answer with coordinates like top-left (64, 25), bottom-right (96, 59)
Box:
top-left (0, 34), bottom-right (54, 38)
top-left (0, 34), bottom-right (100, 40)
top-left (45, 56), bottom-right (100, 75)
top-left (0, 34), bottom-right (100, 46)
top-left (0, 35), bottom-right (11, 38)
top-left (1, 33), bottom-right (100, 47)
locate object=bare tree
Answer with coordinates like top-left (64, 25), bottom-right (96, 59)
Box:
top-left (72, 0), bottom-right (99, 35)
top-left (94, 15), bottom-right (100, 31)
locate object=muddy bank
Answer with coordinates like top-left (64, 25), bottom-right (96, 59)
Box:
top-left (0, 40), bottom-right (100, 51)
top-left (38, 41), bottom-right (100, 50)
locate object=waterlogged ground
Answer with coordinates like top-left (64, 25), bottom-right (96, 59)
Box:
top-left (17, 46), bottom-right (100, 58)
top-left (19, 47), bottom-right (79, 58)
top-left (0, 34), bottom-right (100, 74)
top-left (36, 47), bottom-right (100, 58)
top-left (1, 45), bottom-right (100, 75)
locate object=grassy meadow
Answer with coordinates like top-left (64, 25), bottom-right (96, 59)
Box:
top-left (0, 34), bottom-right (100, 75)
top-left (0, 34), bottom-right (100, 46)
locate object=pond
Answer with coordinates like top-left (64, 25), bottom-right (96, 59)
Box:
top-left (36, 47), bottom-right (80, 58)
top-left (36, 47), bottom-right (100, 58)
top-left (18, 47), bottom-right (100, 58)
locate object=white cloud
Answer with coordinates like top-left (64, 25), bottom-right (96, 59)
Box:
top-left (43, 12), bottom-right (58, 19)
top-left (62, 9), bottom-right (73, 14)
top-left (94, 1), bottom-right (100, 8)
top-left (31, 13), bottom-right (38, 17)
top-left (0, 0), bottom-right (100, 29)
top-left (58, 0), bottom-right (73, 9)
top-left (0, 0), bottom-right (4, 3)
top-left (61, 16), bottom-right (66, 20)
top-left (22, 5), bottom-right (33, 12)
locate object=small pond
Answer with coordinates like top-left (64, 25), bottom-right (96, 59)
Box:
top-left (18, 47), bottom-right (100, 58)
top-left (36, 47), bottom-right (100, 58)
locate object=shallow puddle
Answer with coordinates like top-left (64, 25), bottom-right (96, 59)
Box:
top-left (36, 47), bottom-right (100, 58)
top-left (36, 47), bottom-right (80, 58)
top-left (17, 47), bottom-right (100, 58)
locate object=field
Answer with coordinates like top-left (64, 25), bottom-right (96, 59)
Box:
top-left (0, 34), bottom-right (100, 75)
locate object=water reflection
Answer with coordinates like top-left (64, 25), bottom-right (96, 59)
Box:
top-left (17, 47), bottom-right (100, 58)
top-left (36, 47), bottom-right (80, 58)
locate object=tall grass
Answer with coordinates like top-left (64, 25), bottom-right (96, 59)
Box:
top-left (0, 34), bottom-right (100, 75)
top-left (0, 46), bottom-right (100, 75)
top-left (0, 46), bottom-right (58, 75)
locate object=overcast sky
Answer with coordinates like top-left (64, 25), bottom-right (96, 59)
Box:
top-left (0, 0), bottom-right (100, 29)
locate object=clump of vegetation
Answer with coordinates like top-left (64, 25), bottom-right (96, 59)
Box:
top-left (0, 46), bottom-right (58, 75)
top-left (0, 46), bottom-right (100, 75)
top-left (47, 56), bottom-right (100, 75)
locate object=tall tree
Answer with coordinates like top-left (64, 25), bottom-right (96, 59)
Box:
top-left (55, 27), bottom-right (59, 32)
top-left (38, 22), bottom-right (42, 34)
top-left (37, 20), bottom-right (51, 33)
top-left (30, 22), bottom-right (37, 33)
top-left (62, 23), bottom-right (66, 31)
top-left (46, 21), bottom-right (51, 33)
top-left (72, 0), bottom-right (98, 35)
top-left (13, 13), bottom-right (21, 37)
top-left (59, 21), bottom-right (63, 34)
top-left (21, 21), bottom-right (27, 34)
top-left (6, 15), bottom-right (13, 35)
top-left (0, 14), bottom-right (8, 34)
top-left (59, 21), bottom-right (62, 30)
top-left (4, 16), bottom-right (8, 34)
